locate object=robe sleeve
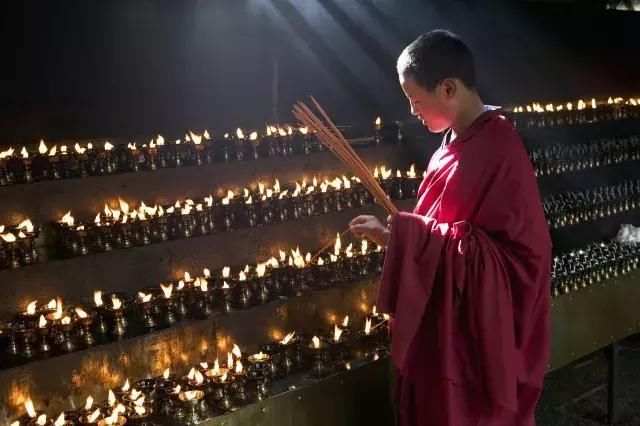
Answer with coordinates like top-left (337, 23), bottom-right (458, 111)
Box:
top-left (378, 211), bottom-right (520, 412)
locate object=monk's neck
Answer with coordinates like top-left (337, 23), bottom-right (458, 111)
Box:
top-left (449, 94), bottom-right (486, 140)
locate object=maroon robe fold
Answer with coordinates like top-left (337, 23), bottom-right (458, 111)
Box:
top-left (378, 110), bottom-right (551, 425)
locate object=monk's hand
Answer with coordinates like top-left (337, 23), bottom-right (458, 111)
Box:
top-left (349, 215), bottom-right (390, 246)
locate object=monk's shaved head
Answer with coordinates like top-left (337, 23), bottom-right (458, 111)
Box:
top-left (397, 29), bottom-right (476, 92)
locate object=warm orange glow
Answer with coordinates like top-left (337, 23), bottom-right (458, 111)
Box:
top-left (235, 359), bottom-right (243, 374)
top-left (118, 198), bottom-right (129, 215)
top-left (104, 141), bottom-right (114, 151)
top-left (138, 292), bottom-right (152, 303)
top-left (60, 211), bottom-right (75, 227)
top-left (38, 315), bottom-right (47, 328)
top-left (375, 116), bottom-right (382, 126)
top-left (20, 147), bottom-right (29, 159)
top-left (75, 307), bottom-right (88, 319)
top-left (364, 318), bottom-right (372, 335)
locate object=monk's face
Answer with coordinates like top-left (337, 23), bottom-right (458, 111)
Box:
top-left (399, 74), bottom-right (457, 133)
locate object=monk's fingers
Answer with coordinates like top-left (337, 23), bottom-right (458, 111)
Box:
top-left (349, 215), bottom-right (373, 227)
top-left (349, 223), bottom-right (369, 238)
top-left (386, 214), bottom-right (394, 227)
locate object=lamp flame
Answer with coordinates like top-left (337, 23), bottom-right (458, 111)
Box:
top-left (85, 395), bottom-right (94, 410)
top-left (25, 398), bottom-right (36, 418)
top-left (365, 318), bottom-right (372, 335)
top-left (54, 413), bottom-right (66, 426)
top-left (39, 315), bottom-right (47, 328)
top-left (75, 307), bottom-right (88, 318)
top-left (26, 300), bottom-right (38, 315)
top-left (312, 336), bottom-right (321, 349)
top-left (38, 140), bottom-right (48, 154)
top-left (94, 290), bottom-right (103, 307)
top-left (334, 325), bottom-right (343, 342)
top-left (161, 283), bottom-right (173, 299)
top-left (108, 389), bottom-right (116, 406)
top-left (232, 344), bottom-right (242, 359)
top-left (88, 408), bottom-right (101, 423)
top-left (342, 315), bottom-right (349, 327)
top-left (111, 296), bottom-right (122, 310)
top-left (36, 414), bottom-right (47, 426)
top-left (235, 359), bottom-right (243, 374)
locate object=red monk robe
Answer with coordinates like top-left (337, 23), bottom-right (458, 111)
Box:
top-left (379, 109), bottom-right (551, 425)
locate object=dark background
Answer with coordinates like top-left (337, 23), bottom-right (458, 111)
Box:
top-left (1, 0), bottom-right (638, 144)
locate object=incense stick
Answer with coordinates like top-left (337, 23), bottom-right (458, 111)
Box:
top-left (292, 98), bottom-right (399, 216)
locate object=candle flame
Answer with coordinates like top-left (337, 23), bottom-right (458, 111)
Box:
top-left (375, 116), bottom-right (382, 126)
top-left (38, 140), bottom-right (48, 154)
top-left (183, 390), bottom-right (199, 400)
top-left (1, 232), bottom-right (16, 242)
top-left (334, 324), bottom-right (343, 342)
top-left (232, 344), bottom-right (242, 359)
top-left (108, 389), bottom-right (116, 406)
top-left (25, 398), bottom-right (36, 418)
top-left (334, 232), bottom-right (342, 256)
top-left (217, 265), bottom-right (230, 279)
top-left (222, 281), bottom-right (230, 289)
top-left (188, 367), bottom-right (197, 380)
top-left (133, 396), bottom-right (145, 407)
top-left (342, 315), bottom-right (349, 327)
top-left (407, 164), bottom-right (416, 178)
top-left (592, 98), bottom-right (597, 109)
top-left (122, 379), bottom-right (130, 392)
top-left (280, 331), bottom-right (296, 345)
top-left (234, 359), bottom-right (244, 374)
top-left (104, 141), bottom-right (114, 151)
top-left (118, 198), bottom-right (129, 215)
top-left (60, 211), bottom-right (75, 227)
top-left (312, 336), bottom-right (321, 349)
top-left (227, 352), bottom-right (233, 368)
top-left (54, 413), bottom-right (66, 426)
top-left (172, 385), bottom-right (181, 394)
top-left (238, 271), bottom-right (247, 281)
top-left (249, 131), bottom-right (258, 141)
top-left (203, 268), bottom-right (211, 278)
top-left (26, 300), bottom-right (38, 315)
top-left (88, 408), bottom-right (101, 423)
top-left (256, 263), bottom-right (266, 277)
top-left (16, 218), bottom-right (34, 233)
top-left (75, 307), bottom-right (88, 319)
top-left (220, 372), bottom-right (228, 382)
top-left (20, 146), bottom-right (29, 159)
top-left (189, 131), bottom-right (202, 145)
top-left (39, 315), bottom-right (47, 328)
top-left (317, 257), bottom-right (325, 266)
top-left (130, 389), bottom-right (141, 401)
top-left (111, 296), bottom-right (122, 310)
top-left (75, 143), bottom-right (86, 154)
top-left (85, 395), bottom-right (94, 410)
top-left (53, 297), bottom-right (63, 320)
top-left (138, 292), bottom-right (152, 303)
top-left (177, 280), bottom-right (185, 290)
top-left (158, 283), bottom-right (173, 299)
top-left (365, 318), bottom-right (372, 335)
top-left (211, 359), bottom-right (221, 376)
top-left (36, 414), bottom-right (47, 426)
top-left (94, 290), bottom-right (103, 307)
top-left (134, 406), bottom-right (146, 416)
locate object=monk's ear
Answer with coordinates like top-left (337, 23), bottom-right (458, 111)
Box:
top-left (440, 78), bottom-right (456, 99)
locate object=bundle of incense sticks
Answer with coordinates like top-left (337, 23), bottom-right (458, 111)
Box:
top-left (292, 97), bottom-right (399, 216)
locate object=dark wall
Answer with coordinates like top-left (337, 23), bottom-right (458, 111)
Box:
top-left (1, 0), bottom-right (639, 144)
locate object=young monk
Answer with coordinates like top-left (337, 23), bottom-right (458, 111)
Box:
top-left (349, 30), bottom-right (551, 425)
